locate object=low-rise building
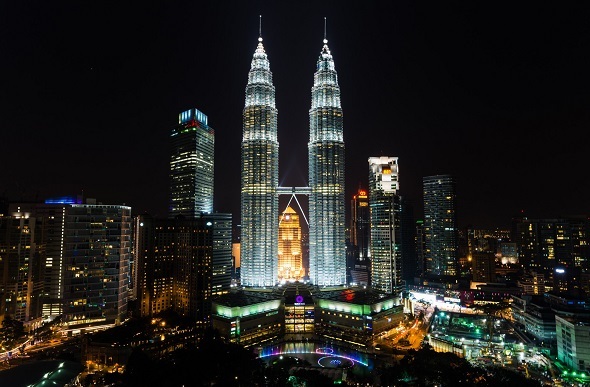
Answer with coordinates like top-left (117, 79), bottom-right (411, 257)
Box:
top-left (211, 290), bottom-right (283, 347)
top-left (211, 283), bottom-right (403, 351)
top-left (511, 295), bottom-right (557, 343)
top-left (556, 315), bottom-right (590, 373)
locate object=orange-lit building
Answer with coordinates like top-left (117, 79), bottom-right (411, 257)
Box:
top-left (278, 206), bottom-right (304, 282)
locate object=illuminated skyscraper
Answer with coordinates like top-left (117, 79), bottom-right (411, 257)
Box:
top-left (63, 203), bottom-right (131, 325)
top-left (351, 187), bottom-right (370, 260)
top-left (240, 31), bottom-right (279, 287)
top-left (0, 213), bottom-right (43, 324)
top-left (308, 31), bottom-right (346, 286)
top-left (278, 206), bottom-right (304, 282)
top-left (11, 199), bottom-right (132, 325)
top-left (169, 108), bottom-right (214, 218)
top-left (138, 106), bottom-right (231, 320)
top-left (7, 198), bottom-right (81, 318)
top-left (423, 174), bottom-right (459, 276)
top-left (368, 157), bottom-right (402, 295)
top-left (348, 187), bottom-right (370, 286)
top-left (7, 197), bottom-right (130, 326)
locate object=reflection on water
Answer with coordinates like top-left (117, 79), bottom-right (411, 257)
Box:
top-left (258, 341), bottom-right (371, 367)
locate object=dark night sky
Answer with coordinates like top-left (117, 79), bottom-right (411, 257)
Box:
top-left (2, 1), bottom-right (589, 229)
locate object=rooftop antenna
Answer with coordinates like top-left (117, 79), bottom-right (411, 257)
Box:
top-left (259, 15), bottom-right (262, 42)
top-left (323, 17), bottom-right (327, 43)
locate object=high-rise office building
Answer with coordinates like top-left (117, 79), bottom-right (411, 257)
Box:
top-left (415, 220), bottom-right (426, 278)
top-left (9, 198), bottom-right (81, 318)
top-left (472, 252), bottom-right (497, 283)
top-left (513, 217), bottom-right (590, 279)
top-left (133, 214), bottom-right (174, 318)
top-left (211, 25), bottom-right (404, 348)
top-left (308, 34), bottom-right (346, 286)
top-left (0, 213), bottom-right (44, 326)
top-left (513, 216), bottom-right (590, 295)
top-left (368, 157), bottom-right (402, 295)
top-left (134, 213), bottom-right (231, 325)
top-left (133, 102), bottom-right (231, 321)
top-left (278, 206), bottom-right (304, 282)
top-left (349, 187), bottom-right (371, 286)
top-left (238, 24), bottom-right (347, 288)
top-left (351, 187), bottom-right (370, 260)
top-left (399, 197), bottom-right (418, 283)
top-left (169, 108), bottom-right (214, 218)
top-left (422, 175), bottom-right (459, 277)
top-left (209, 213), bottom-right (233, 296)
top-left (240, 33), bottom-right (279, 288)
top-left (8, 197), bottom-right (130, 327)
top-left (63, 203), bottom-right (131, 326)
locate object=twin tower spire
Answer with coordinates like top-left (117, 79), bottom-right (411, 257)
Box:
top-left (240, 16), bottom-right (346, 288)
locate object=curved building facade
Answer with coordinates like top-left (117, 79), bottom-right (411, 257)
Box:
top-left (308, 37), bottom-right (346, 286)
top-left (240, 36), bottom-right (279, 287)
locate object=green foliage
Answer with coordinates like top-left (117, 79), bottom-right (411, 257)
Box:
top-left (0, 316), bottom-right (25, 349)
top-left (378, 346), bottom-right (542, 386)
top-left (472, 301), bottom-right (511, 317)
top-left (123, 328), bottom-right (267, 386)
top-left (290, 368), bottom-right (335, 386)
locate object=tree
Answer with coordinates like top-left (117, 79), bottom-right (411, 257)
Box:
top-left (0, 316), bottom-right (25, 349)
top-left (123, 347), bottom-right (163, 387)
top-left (377, 345), bottom-right (542, 386)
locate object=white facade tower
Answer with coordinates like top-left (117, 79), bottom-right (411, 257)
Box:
top-left (368, 157), bottom-right (402, 296)
top-left (308, 26), bottom-right (346, 286)
top-left (240, 28), bottom-right (279, 287)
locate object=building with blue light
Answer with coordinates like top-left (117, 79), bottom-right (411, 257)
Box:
top-left (62, 203), bottom-right (131, 326)
top-left (132, 106), bottom-right (231, 323)
top-left (8, 199), bottom-right (131, 326)
top-left (169, 108), bottom-right (214, 218)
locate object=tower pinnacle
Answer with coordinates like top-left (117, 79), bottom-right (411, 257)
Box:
top-left (308, 22), bottom-right (345, 286)
top-left (241, 15), bottom-right (279, 288)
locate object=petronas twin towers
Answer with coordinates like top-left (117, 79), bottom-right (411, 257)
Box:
top-left (241, 23), bottom-right (346, 288)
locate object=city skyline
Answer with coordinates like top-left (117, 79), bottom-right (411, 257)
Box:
top-left (2, 2), bottom-right (590, 229)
